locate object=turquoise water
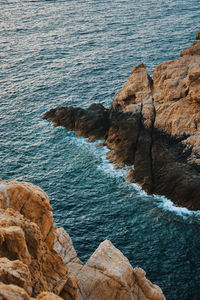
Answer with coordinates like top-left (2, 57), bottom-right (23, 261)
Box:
top-left (1, 1), bottom-right (200, 299)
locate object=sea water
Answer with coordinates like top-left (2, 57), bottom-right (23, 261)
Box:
top-left (1, 1), bottom-right (200, 299)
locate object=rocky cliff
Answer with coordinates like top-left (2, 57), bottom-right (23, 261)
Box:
top-left (0, 179), bottom-right (165, 300)
top-left (43, 31), bottom-right (200, 210)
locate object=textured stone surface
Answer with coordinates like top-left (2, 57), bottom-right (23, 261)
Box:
top-left (180, 40), bottom-right (200, 56)
top-left (0, 181), bottom-right (166, 300)
top-left (0, 180), bottom-right (53, 242)
top-left (43, 30), bottom-right (200, 209)
top-left (53, 227), bottom-right (82, 265)
top-left (76, 240), bottom-right (165, 300)
top-left (36, 292), bottom-right (64, 300)
top-left (0, 282), bottom-right (31, 300)
top-left (0, 258), bottom-right (32, 295)
top-left (43, 103), bottom-right (109, 141)
top-left (0, 208), bottom-right (68, 298)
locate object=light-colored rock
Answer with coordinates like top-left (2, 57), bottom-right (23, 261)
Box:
top-left (153, 53), bottom-right (200, 165)
top-left (0, 208), bottom-right (68, 298)
top-left (0, 180), bottom-right (53, 241)
top-left (53, 227), bottom-right (82, 265)
top-left (0, 226), bottom-right (31, 265)
top-left (112, 63), bottom-right (152, 112)
top-left (133, 267), bottom-right (165, 300)
top-left (76, 240), bottom-right (165, 300)
top-left (0, 181), bottom-right (166, 300)
top-left (36, 292), bottom-right (63, 300)
top-left (0, 282), bottom-right (31, 300)
top-left (0, 258), bottom-right (32, 295)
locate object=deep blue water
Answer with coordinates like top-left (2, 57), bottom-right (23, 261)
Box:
top-left (1, 1), bottom-right (200, 299)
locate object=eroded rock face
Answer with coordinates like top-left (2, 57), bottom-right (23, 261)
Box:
top-left (75, 240), bottom-right (165, 300)
top-left (0, 180), bottom-right (54, 242)
top-left (0, 258), bottom-right (32, 295)
top-left (0, 282), bottom-right (64, 300)
top-left (0, 208), bottom-right (69, 297)
top-left (43, 30), bottom-right (200, 209)
top-left (0, 180), bottom-right (165, 300)
top-left (53, 227), bottom-right (82, 265)
top-left (43, 103), bottom-right (109, 141)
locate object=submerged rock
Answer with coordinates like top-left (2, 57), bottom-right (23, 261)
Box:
top-left (43, 30), bottom-right (200, 210)
top-left (0, 180), bottom-right (165, 299)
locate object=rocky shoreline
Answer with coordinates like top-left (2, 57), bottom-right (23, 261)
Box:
top-left (43, 31), bottom-right (200, 210)
top-left (0, 179), bottom-right (165, 300)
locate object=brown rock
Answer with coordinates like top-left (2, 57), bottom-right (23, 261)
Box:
top-left (112, 63), bottom-right (152, 111)
top-left (42, 32), bottom-right (200, 209)
top-left (0, 181), bottom-right (166, 300)
top-left (76, 240), bottom-right (165, 300)
top-left (43, 103), bottom-right (109, 141)
top-left (180, 41), bottom-right (200, 56)
top-left (0, 282), bottom-right (31, 300)
top-left (36, 292), bottom-right (63, 300)
top-left (0, 283), bottom-right (64, 300)
top-left (196, 30), bottom-right (200, 40)
top-left (53, 227), bottom-right (82, 265)
top-left (0, 180), bottom-right (53, 242)
top-left (133, 267), bottom-right (165, 300)
top-left (0, 258), bottom-right (32, 295)
top-left (0, 208), bottom-right (68, 297)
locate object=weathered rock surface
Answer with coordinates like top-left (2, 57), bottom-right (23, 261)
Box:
top-left (0, 282), bottom-right (64, 300)
top-left (0, 180), bottom-right (165, 299)
top-left (43, 103), bottom-right (109, 141)
top-left (0, 179), bottom-right (54, 243)
top-left (43, 30), bottom-right (200, 209)
top-left (196, 30), bottom-right (200, 40)
top-left (0, 208), bottom-right (70, 297)
top-left (53, 227), bottom-right (82, 265)
top-left (76, 240), bottom-right (165, 300)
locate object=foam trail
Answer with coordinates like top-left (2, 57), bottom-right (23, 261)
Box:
top-left (0, 181), bottom-right (10, 207)
top-left (153, 194), bottom-right (200, 219)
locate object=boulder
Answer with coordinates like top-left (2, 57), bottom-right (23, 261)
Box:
top-left (76, 240), bottom-right (165, 300)
top-left (0, 208), bottom-right (69, 298)
top-left (0, 282), bottom-right (31, 300)
top-left (0, 258), bottom-right (32, 295)
top-left (0, 180), bottom-right (53, 242)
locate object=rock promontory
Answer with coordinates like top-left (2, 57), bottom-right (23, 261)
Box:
top-left (43, 31), bottom-right (200, 210)
top-left (0, 179), bottom-right (166, 300)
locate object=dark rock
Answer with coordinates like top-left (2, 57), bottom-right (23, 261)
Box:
top-left (196, 30), bottom-right (200, 40)
top-left (43, 104), bottom-right (109, 140)
top-left (43, 30), bottom-right (200, 210)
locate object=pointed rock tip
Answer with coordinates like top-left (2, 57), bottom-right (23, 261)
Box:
top-left (131, 62), bottom-right (146, 74)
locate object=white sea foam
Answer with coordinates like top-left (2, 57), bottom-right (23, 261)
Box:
top-left (153, 194), bottom-right (200, 219)
top-left (58, 133), bottom-right (200, 219)
top-left (0, 181), bottom-right (10, 207)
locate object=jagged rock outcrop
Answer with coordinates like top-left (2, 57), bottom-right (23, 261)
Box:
top-left (75, 240), bottom-right (165, 300)
top-left (0, 208), bottom-right (71, 297)
top-left (0, 179), bottom-right (54, 244)
top-left (43, 103), bottom-right (109, 141)
top-left (0, 180), bottom-right (165, 299)
top-left (43, 30), bottom-right (200, 210)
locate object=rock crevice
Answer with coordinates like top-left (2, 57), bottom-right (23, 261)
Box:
top-left (43, 31), bottom-right (200, 210)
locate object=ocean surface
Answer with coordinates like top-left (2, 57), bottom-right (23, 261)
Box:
top-left (1, 0), bottom-right (200, 299)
